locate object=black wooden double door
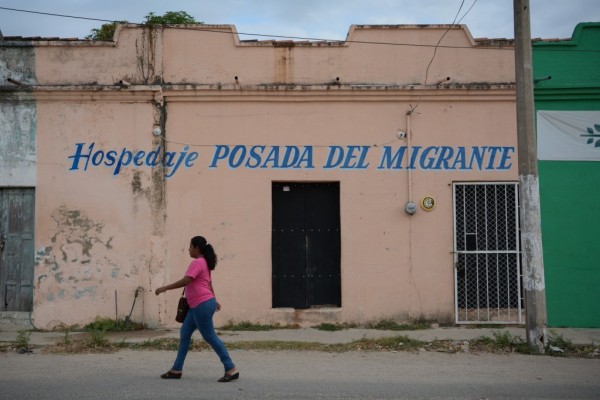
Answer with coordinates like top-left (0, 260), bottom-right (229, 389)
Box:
top-left (272, 182), bottom-right (341, 309)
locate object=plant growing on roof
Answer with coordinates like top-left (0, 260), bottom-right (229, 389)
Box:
top-left (87, 11), bottom-right (203, 40)
top-left (86, 20), bottom-right (129, 40)
top-left (144, 11), bottom-right (202, 25)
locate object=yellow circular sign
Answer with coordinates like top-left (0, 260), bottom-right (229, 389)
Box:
top-left (421, 196), bottom-right (435, 211)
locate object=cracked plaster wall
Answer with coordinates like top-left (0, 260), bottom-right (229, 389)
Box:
top-left (0, 47), bottom-right (36, 186)
top-left (2, 24), bottom-right (521, 328)
top-left (32, 100), bottom-right (163, 329)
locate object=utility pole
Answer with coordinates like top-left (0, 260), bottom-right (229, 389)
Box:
top-left (513, 0), bottom-right (547, 354)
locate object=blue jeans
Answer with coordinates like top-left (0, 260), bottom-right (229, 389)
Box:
top-left (172, 297), bottom-right (235, 372)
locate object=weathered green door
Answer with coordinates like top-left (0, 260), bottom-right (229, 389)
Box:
top-left (0, 188), bottom-right (35, 311)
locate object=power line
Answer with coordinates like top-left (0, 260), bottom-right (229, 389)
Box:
top-left (411, 0), bottom-right (478, 115)
top-left (424, 0), bottom-right (481, 85)
top-left (457, 0), bottom-right (479, 24)
top-left (3, 5), bottom-right (593, 53)
top-left (0, 5), bottom-right (513, 50)
top-left (0, 6), bottom-right (115, 23)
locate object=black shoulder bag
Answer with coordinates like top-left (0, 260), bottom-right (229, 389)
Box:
top-left (175, 289), bottom-right (189, 323)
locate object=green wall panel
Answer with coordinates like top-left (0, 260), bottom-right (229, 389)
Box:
top-left (538, 162), bottom-right (600, 327)
top-left (534, 22), bottom-right (600, 327)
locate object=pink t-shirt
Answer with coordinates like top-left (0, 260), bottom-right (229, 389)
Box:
top-left (184, 257), bottom-right (215, 308)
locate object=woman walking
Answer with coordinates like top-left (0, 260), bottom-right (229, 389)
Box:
top-left (155, 236), bottom-right (238, 382)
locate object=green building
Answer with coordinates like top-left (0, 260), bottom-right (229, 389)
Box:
top-left (534, 22), bottom-right (600, 327)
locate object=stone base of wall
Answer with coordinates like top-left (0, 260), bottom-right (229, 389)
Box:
top-left (0, 312), bottom-right (34, 331)
top-left (267, 308), bottom-right (344, 327)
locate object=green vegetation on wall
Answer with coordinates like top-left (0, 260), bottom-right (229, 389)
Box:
top-left (86, 11), bottom-right (202, 40)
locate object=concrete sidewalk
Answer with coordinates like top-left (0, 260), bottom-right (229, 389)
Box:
top-left (1, 321), bottom-right (599, 347)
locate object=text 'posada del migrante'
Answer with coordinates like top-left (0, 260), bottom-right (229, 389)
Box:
top-left (67, 143), bottom-right (515, 177)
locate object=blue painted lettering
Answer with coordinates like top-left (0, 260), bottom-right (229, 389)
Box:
top-left (229, 145), bottom-right (247, 168)
top-left (69, 141), bottom-right (514, 174)
top-left (498, 147), bottom-right (514, 170)
top-left (408, 146), bottom-right (422, 170)
top-left (324, 146), bottom-right (370, 169)
top-left (210, 145), bottom-right (314, 169)
top-left (163, 152), bottom-right (176, 168)
top-left (324, 146), bottom-right (344, 169)
top-left (435, 146), bottom-right (454, 170)
top-left (68, 143), bottom-right (94, 171)
top-left (262, 147), bottom-right (280, 168)
top-left (451, 147), bottom-right (466, 170)
top-left (68, 143), bottom-right (198, 178)
top-left (344, 146), bottom-right (370, 169)
top-left (210, 145), bottom-right (230, 168)
top-left (280, 146), bottom-right (307, 168)
top-left (376, 145), bottom-right (515, 171)
top-left (133, 151), bottom-right (146, 166)
top-left (115, 149), bottom-right (133, 175)
top-left (92, 150), bottom-right (105, 166)
top-left (296, 147), bottom-right (314, 169)
top-left (185, 152), bottom-right (199, 167)
top-left (468, 146), bottom-right (487, 170)
top-left (486, 146), bottom-right (502, 170)
top-left (105, 150), bottom-right (117, 166)
top-left (246, 146), bottom-right (265, 168)
top-left (377, 146), bottom-right (407, 169)
top-left (281, 146), bottom-right (299, 168)
top-left (146, 147), bottom-right (161, 167)
top-left (164, 146), bottom-right (192, 178)
top-left (420, 146), bottom-right (438, 169)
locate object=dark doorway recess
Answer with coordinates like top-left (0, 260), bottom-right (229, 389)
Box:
top-left (272, 182), bottom-right (341, 309)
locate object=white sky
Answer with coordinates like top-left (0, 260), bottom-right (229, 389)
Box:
top-left (0, 0), bottom-right (599, 41)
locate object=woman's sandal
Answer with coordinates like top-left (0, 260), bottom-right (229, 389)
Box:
top-left (161, 370), bottom-right (182, 379)
top-left (218, 371), bottom-right (239, 383)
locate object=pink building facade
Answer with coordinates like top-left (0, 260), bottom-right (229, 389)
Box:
top-left (0, 24), bottom-right (519, 329)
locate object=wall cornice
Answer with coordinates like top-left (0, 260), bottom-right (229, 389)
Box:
top-left (9, 83), bottom-right (516, 103)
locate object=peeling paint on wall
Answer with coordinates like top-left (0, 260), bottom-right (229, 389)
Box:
top-left (34, 205), bottom-right (120, 304)
top-left (0, 47), bottom-right (36, 85)
top-left (74, 286), bottom-right (96, 299)
top-left (0, 101), bottom-right (36, 186)
top-left (36, 247), bottom-right (58, 275)
top-left (51, 207), bottom-right (106, 261)
top-left (0, 47), bottom-right (37, 186)
top-left (131, 170), bottom-right (144, 215)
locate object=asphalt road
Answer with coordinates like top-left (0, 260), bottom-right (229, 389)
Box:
top-left (1, 349), bottom-right (599, 399)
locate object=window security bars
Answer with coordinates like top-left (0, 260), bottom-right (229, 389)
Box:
top-left (453, 183), bottom-right (523, 324)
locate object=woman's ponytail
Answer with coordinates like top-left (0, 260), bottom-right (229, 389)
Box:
top-left (191, 236), bottom-right (218, 270)
top-left (203, 243), bottom-right (218, 270)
